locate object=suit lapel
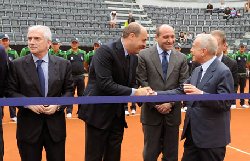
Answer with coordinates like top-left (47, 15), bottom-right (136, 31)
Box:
top-left (197, 59), bottom-right (218, 89)
top-left (151, 46), bottom-right (165, 80)
top-left (47, 55), bottom-right (58, 96)
top-left (115, 39), bottom-right (128, 77)
top-left (23, 54), bottom-right (42, 95)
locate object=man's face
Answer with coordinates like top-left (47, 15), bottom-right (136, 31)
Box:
top-left (239, 46), bottom-right (246, 53)
top-left (156, 27), bottom-right (175, 51)
top-left (71, 41), bottom-right (79, 50)
top-left (223, 43), bottom-right (228, 54)
top-left (93, 43), bottom-right (100, 51)
top-left (129, 28), bottom-right (147, 54)
top-left (28, 29), bottom-right (51, 56)
top-left (1, 38), bottom-right (10, 49)
top-left (213, 35), bottom-right (225, 56)
top-left (51, 43), bottom-right (60, 51)
top-left (190, 38), bottom-right (204, 64)
top-left (175, 46), bottom-right (181, 52)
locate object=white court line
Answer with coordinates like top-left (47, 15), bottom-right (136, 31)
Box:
top-left (227, 145), bottom-right (250, 156)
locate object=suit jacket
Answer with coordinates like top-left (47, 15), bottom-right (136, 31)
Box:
top-left (0, 45), bottom-right (8, 98)
top-left (0, 45), bottom-right (8, 126)
top-left (78, 39), bottom-right (138, 129)
top-left (222, 55), bottom-right (238, 92)
top-left (137, 45), bottom-right (189, 126)
top-left (6, 54), bottom-right (73, 144)
top-left (159, 58), bottom-right (234, 148)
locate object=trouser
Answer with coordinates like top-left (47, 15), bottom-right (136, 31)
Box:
top-left (9, 106), bottom-right (16, 118)
top-left (17, 123), bottom-right (65, 161)
top-left (238, 74), bottom-right (246, 105)
top-left (182, 124), bottom-right (226, 161)
top-left (143, 123), bottom-right (179, 161)
top-left (66, 75), bottom-right (85, 114)
top-left (85, 116), bottom-right (124, 161)
top-left (124, 103), bottom-right (136, 111)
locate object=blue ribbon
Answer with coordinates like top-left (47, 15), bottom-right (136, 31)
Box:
top-left (0, 93), bottom-right (249, 106)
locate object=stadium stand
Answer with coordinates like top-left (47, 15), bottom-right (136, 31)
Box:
top-left (0, 0), bottom-right (250, 50)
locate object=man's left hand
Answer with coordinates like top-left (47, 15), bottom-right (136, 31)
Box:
top-left (43, 105), bottom-right (59, 115)
top-left (155, 103), bottom-right (172, 114)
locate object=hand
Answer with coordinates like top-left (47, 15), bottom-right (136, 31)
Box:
top-left (155, 103), bottom-right (172, 114)
top-left (27, 105), bottom-right (46, 114)
top-left (134, 87), bottom-right (154, 96)
top-left (183, 84), bottom-right (203, 94)
top-left (43, 105), bottom-right (59, 115)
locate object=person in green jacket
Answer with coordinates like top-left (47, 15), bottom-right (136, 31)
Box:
top-left (85, 41), bottom-right (101, 71)
top-left (0, 33), bottom-right (18, 122)
top-left (66, 38), bottom-right (87, 118)
top-left (232, 43), bottom-right (249, 108)
top-left (49, 38), bottom-right (67, 59)
top-left (19, 46), bottom-right (30, 57)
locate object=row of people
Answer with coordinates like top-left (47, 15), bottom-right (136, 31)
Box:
top-left (0, 23), bottom-right (246, 161)
top-left (0, 23), bottom-right (151, 161)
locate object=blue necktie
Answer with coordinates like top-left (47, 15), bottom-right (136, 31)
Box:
top-left (36, 60), bottom-right (45, 97)
top-left (162, 51), bottom-right (168, 80)
top-left (196, 66), bottom-right (203, 86)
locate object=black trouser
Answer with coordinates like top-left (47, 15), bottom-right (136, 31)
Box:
top-left (9, 106), bottom-right (16, 118)
top-left (238, 74), bottom-right (246, 105)
top-left (17, 123), bottom-right (65, 161)
top-left (182, 124), bottom-right (226, 161)
top-left (85, 116), bottom-right (124, 161)
top-left (124, 103), bottom-right (136, 111)
top-left (66, 75), bottom-right (85, 114)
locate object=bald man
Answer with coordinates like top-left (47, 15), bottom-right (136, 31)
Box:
top-left (137, 24), bottom-right (189, 161)
top-left (78, 22), bottom-right (151, 161)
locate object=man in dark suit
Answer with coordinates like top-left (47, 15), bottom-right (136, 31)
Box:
top-left (211, 30), bottom-right (238, 108)
top-left (157, 34), bottom-right (234, 161)
top-left (0, 44), bottom-right (8, 161)
top-left (6, 25), bottom-right (73, 161)
top-left (137, 24), bottom-right (189, 161)
top-left (78, 22), bottom-right (151, 161)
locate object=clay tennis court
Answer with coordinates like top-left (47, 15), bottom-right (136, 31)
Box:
top-left (2, 81), bottom-right (250, 161)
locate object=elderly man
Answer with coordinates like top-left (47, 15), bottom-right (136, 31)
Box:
top-left (6, 25), bottom-right (73, 161)
top-left (157, 34), bottom-right (234, 161)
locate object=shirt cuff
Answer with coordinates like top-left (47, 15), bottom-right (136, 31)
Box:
top-left (131, 88), bottom-right (136, 96)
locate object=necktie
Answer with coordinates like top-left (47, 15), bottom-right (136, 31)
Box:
top-left (162, 51), bottom-right (168, 80)
top-left (37, 60), bottom-right (45, 97)
top-left (196, 66), bottom-right (203, 86)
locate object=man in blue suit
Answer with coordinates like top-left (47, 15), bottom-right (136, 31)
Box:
top-left (157, 34), bottom-right (234, 161)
